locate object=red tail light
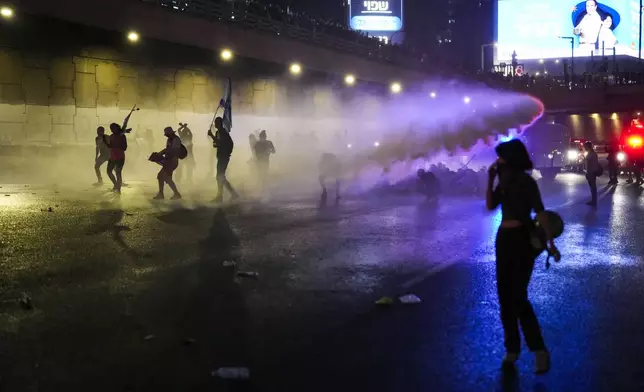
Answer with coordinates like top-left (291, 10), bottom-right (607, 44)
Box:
top-left (628, 135), bottom-right (644, 148)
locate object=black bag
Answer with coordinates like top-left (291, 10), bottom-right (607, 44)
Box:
top-left (530, 210), bottom-right (564, 259)
top-left (596, 165), bottom-right (604, 177)
top-left (178, 144), bottom-right (188, 160)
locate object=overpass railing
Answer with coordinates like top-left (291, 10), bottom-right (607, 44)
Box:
top-left (138, 0), bottom-right (422, 70)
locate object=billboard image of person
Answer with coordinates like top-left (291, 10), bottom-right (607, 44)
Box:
top-left (573, 0), bottom-right (619, 51)
top-left (497, 0), bottom-right (640, 61)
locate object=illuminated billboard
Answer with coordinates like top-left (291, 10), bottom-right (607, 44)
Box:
top-left (349, 1), bottom-right (403, 43)
top-left (497, 0), bottom-right (642, 61)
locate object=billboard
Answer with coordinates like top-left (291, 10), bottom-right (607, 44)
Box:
top-left (497, 0), bottom-right (642, 61)
top-left (349, 1), bottom-right (404, 43)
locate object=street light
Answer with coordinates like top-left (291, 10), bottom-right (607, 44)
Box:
top-left (538, 59), bottom-right (544, 64)
top-left (289, 63), bottom-right (302, 75)
top-left (0, 6), bottom-right (13, 19)
top-left (390, 82), bottom-right (402, 94)
top-left (220, 49), bottom-right (233, 61)
top-left (558, 36), bottom-right (575, 84)
top-left (429, 91), bottom-right (437, 99)
top-left (374, 141), bottom-right (380, 147)
top-left (127, 31), bottom-right (140, 43)
top-left (480, 42), bottom-right (498, 71)
top-left (463, 96), bottom-right (471, 104)
top-left (344, 74), bottom-right (356, 86)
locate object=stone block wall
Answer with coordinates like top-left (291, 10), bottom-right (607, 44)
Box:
top-left (0, 47), bottom-right (300, 146)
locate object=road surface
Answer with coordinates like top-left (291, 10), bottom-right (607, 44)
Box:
top-left (0, 173), bottom-right (642, 391)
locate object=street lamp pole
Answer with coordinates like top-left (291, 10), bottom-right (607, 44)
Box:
top-left (559, 36), bottom-right (575, 84)
top-left (480, 43), bottom-right (497, 71)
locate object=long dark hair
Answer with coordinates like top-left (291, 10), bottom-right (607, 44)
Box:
top-left (495, 139), bottom-right (533, 189)
top-left (495, 139), bottom-right (533, 171)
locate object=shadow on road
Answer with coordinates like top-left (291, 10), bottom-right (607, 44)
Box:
top-left (86, 201), bottom-right (138, 258)
top-left (0, 206), bottom-right (252, 391)
top-left (156, 207), bottom-right (210, 227)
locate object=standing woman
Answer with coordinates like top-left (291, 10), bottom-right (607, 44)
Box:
top-left (485, 139), bottom-right (559, 374)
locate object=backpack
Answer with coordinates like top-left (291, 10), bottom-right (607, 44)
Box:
top-left (178, 143), bottom-right (188, 160)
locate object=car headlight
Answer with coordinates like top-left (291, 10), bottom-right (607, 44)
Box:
top-left (567, 150), bottom-right (579, 160)
top-left (617, 151), bottom-right (626, 162)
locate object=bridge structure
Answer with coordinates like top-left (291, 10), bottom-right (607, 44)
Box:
top-left (0, 0), bottom-right (643, 149)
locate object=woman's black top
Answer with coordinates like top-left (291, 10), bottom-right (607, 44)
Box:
top-left (490, 171), bottom-right (544, 223)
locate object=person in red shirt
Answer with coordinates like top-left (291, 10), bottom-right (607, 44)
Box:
top-left (153, 127), bottom-right (182, 200)
top-left (105, 123), bottom-right (127, 193)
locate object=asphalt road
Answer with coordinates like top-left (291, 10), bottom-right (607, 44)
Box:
top-left (0, 173), bottom-right (643, 391)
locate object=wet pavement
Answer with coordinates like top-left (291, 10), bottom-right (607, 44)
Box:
top-left (0, 173), bottom-right (643, 391)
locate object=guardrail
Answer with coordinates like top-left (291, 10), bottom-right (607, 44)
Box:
top-left (138, 0), bottom-right (421, 69)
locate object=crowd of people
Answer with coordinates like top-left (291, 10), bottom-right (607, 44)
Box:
top-left (237, 0), bottom-right (422, 63)
top-left (93, 112), bottom-right (283, 202)
top-left (91, 90), bottom-right (566, 374)
top-left (368, 163), bottom-right (489, 199)
top-left (475, 66), bottom-right (644, 95)
top-left (154, 0), bottom-right (422, 65)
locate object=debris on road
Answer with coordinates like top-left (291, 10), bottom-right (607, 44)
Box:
top-left (4, 195), bottom-right (9, 197)
top-left (375, 297), bottom-right (394, 306)
top-left (143, 334), bottom-right (155, 341)
top-left (222, 260), bottom-right (236, 267)
top-left (237, 271), bottom-right (259, 278)
top-left (212, 367), bottom-right (250, 380)
top-left (19, 292), bottom-right (33, 310)
top-left (399, 294), bottom-right (422, 304)
top-left (47, 207), bottom-right (53, 212)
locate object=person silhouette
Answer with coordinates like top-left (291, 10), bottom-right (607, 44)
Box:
top-left (208, 117), bottom-right (239, 203)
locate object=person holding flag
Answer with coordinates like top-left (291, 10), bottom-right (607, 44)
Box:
top-left (207, 78), bottom-right (239, 203)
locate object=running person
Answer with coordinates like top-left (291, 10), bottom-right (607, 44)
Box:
top-left (93, 126), bottom-right (110, 186)
top-left (485, 139), bottom-right (559, 374)
top-left (153, 127), bottom-right (182, 200)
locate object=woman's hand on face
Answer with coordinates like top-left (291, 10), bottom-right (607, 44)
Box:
top-left (488, 162), bottom-right (498, 179)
